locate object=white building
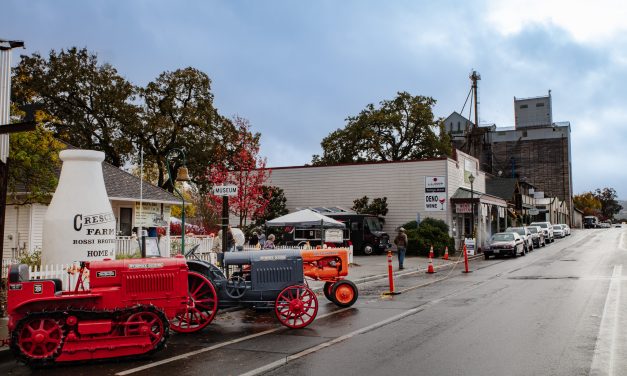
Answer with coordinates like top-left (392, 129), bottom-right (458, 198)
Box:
top-left (514, 92), bottom-right (553, 129)
top-left (268, 150), bottom-right (508, 251)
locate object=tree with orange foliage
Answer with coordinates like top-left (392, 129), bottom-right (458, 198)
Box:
top-left (206, 116), bottom-right (271, 227)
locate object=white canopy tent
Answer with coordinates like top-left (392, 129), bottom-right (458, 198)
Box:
top-left (266, 209), bottom-right (346, 229)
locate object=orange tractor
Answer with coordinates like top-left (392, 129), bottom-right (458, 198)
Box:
top-left (299, 248), bottom-right (358, 307)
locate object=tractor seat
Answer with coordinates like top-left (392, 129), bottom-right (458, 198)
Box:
top-left (8, 263), bottom-right (63, 292)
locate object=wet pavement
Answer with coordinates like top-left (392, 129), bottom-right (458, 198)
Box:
top-left (0, 250), bottom-right (483, 374)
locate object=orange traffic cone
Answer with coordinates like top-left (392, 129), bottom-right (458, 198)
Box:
top-left (427, 257), bottom-right (436, 274)
top-left (429, 245), bottom-right (434, 259)
top-left (443, 246), bottom-right (449, 260)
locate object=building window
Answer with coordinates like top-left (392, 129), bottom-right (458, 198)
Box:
top-left (522, 130), bottom-right (528, 137)
top-left (536, 102), bottom-right (545, 107)
top-left (520, 104), bottom-right (528, 109)
top-left (119, 207), bottom-right (133, 236)
top-left (457, 121), bottom-right (461, 132)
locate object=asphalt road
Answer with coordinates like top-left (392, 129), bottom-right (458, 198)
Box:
top-left (2, 227), bottom-right (626, 376)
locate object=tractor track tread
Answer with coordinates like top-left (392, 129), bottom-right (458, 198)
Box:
top-left (10, 304), bottom-right (169, 367)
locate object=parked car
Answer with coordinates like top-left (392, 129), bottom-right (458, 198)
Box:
top-left (527, 225), bottom-right (546, 248)
top-left (530, 221), bottom-right (554, 243)
top-left (615, 223), bottom-right (623, 228)
top-left (552, 224), bottom-right (565, 238)
top-left (506, 226), bottom-right (533, 253)
top-left (598, 222), bottom-right (611, 228)
top-left (558, 224), bottom-right (571, 236)
top-left (484, 232), bottom-right (524, 259)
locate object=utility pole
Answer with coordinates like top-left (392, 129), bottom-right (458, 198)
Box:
top-left (470, 70), bottom-right (481, 129)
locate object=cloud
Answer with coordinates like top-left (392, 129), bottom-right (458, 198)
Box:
top-left (486, 0), bottom-right (627, 43)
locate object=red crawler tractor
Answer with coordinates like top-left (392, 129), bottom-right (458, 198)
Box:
top-left (6, 257), bottom-right (191, 365)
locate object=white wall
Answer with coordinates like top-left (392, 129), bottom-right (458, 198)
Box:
top-left (29, 204), bottom-right (47, 251)
top-left (3, 204), bottom-right (32, 259)
top-left (269, 159), bottom-right (453, 235)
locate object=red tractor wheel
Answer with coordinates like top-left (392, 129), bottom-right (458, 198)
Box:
top-left (170, 271), bottom-right (218, 333)
top-left (331, 280), bottom-right (358, 308)
top-left (125, 310), bottom-right (166, 349)
top-left (15, 317), bottom-right (63, 361)
top-left (275, 285), bottom-right (318, 329)
top-left (323, 282), bottom-right (336, 303)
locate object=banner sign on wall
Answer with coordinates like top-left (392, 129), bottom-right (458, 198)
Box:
top-left (135, 202), bottom-right (171, 227)
top-left (425, 176), bottom-right (447, 211)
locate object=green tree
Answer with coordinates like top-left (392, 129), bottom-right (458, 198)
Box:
top-left (137, 67), bottom-right (241, 193)
top-left (11, 47), bottom-right (139, 167)
top-left (312, 92), bottom-right (451, 165)
top-left (593, 187), bottom-right (622, 221)
top-left (352, 196), bottom-right (389, 217)
top-left (8, 125), bottom-right (64, 204)
top-left (252, 186), bottom-right (289, 226)
top-left (573, 192), bottom-right (602, 217)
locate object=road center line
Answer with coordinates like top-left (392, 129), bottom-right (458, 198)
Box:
top-left (590, 265), bottom-right (622, 376)
top-left (239, 275), bottom-right (493, 376)
top-left (115, 308), bottom-right (352, 376)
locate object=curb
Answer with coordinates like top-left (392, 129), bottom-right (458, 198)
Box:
top-left (311, 254), bottom-right (484, 293)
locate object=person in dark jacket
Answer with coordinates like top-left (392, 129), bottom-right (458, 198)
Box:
top-left (394, 227), bottom-right (408, 270)
top-left (249, 231), bottom-right (259, 247)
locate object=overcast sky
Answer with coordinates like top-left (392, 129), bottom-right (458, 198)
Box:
top-left (2, 0), bottom-right (626, 198)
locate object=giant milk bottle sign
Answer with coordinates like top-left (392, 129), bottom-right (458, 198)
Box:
top-left (42, 150), bottom-right (116, 265)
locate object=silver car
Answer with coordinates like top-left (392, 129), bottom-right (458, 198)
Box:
top-left (506, 226), bottom-right (533, 253)
top-left (484, 232), bottom-right (525, 260)
top-left (552, 224), bottom-right (565, 238)
top-left (530, 221), bottom-right (554, 243)
top-left (558, 224), bottom-right (571, 236)
top-left (527, 225), bottom-right (546, 247)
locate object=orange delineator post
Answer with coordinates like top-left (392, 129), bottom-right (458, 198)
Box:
top-left (443, 246), bottom-right (449, 260)
top-left (429, 245), bottom-right (434, 259)
top-left (387, 250), bottom-right (396, 294)
top-left (462, 244), bottom-right (471, 273)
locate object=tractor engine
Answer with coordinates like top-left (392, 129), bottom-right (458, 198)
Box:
top-left (300, 248), bottom-right (350, 281)
top-left (6, 257), bottom-right (189, 365)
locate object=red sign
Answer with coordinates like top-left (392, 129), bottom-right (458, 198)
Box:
top-left (456, 203), bottom-right (472, 213)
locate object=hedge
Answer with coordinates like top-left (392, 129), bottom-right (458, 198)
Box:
top-left (400, 218), bottom-right (456, 257)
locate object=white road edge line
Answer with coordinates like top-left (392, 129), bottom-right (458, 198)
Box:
top-left (619, 230), bottom-right (627, 251)
top-left (590, 264), bottom-right (622, 376)
top-left (115, 308), bottom-right (352, 376)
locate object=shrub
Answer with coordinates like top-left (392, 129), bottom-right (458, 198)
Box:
top-left (402, 218), bottom-right (455, 257)
top-left (18, 248), bottom-right (42, 267)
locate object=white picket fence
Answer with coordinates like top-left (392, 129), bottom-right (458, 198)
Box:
top-left (115, 235), bottom-right (215, 257)
top-left (1, 262), bottom-right (88, 290)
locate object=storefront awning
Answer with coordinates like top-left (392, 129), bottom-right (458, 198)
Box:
top-left (450, 188), bottom-right (508, 207)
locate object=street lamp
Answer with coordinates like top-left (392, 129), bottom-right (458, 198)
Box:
top-left (468, 173), bottom-right (475, 239)
top-left (166, 148), bottom-right (190, 255)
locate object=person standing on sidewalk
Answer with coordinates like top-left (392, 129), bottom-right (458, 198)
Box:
top-left (394, 227), bottom-right (408, 270)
